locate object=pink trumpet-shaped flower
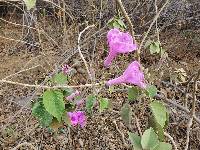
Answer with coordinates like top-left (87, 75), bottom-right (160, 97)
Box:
top-left (104, 28), bottom-right (137, 67)
top-left (106, 61), bottom-right (146, 89)
top-left (67, 111), bottom-right (86, 128)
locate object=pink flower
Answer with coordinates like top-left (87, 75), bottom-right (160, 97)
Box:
top-left (68, 111), bottom-right (86, 128)
top-left (62, 64), bottom-right (70, 74)
top-left (106, 61), bottom-right (146, 88)
top-left (104, 28), bottom-right (137, 67)
top-left (67, 112), bottom-right (79, 126)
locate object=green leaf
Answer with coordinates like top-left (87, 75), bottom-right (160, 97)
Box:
top-left (145, 39), bottom-right (153, 49)
top-left (113, 21), bottom-right (122, 29)
top-left (117, 19), bottom-right (126, 29)
top-left (128, 87), bottom-right (140, 101)
top-left (164, 111), bottom-right (170, 129)
top-left (99, 98), bottom-right (109, 113)
top-left (107, 17), bottom-right (126, 30)
top-left (150, 41), bottom-right (160, 54)
top-left (43, 90), bottom-right (65, 122)
top-left (149, 116), bottom-right (164, 141)
top-left (153, 142), bottom-right (172, 150)
top-left (150, 101), bottom-right (167, 128)
top-left (146, 85), bottom-right (157, 98)
top-left (63, 88), bottom-right (74, 97)
top-left (32, 100), bottom-right (53, 127)
top-left (141, 127), bottom-right (159, 150)
top-left (128, 132), bottom-right (142, 150)
top-left (53, 72), bottom-right (68, 85)
top-left (24, 0), bottom-right (36, 11)
top-left (86, 95), bottom-right (96, 113)
top-left (107, 18), bottom-right (115, 26)
top-left (120, 103), bottom-right (132, 126)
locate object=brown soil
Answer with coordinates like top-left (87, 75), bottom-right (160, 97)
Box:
top-left (0, 4), bottom-right (200, 150)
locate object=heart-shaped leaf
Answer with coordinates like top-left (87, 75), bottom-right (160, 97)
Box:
top-left (128, 132), bottom-right (142, 150)
top-left (43, 90), bottom-right (65, 122)
top-left (146, 85), bottom-right (157, 98)
top-left (99, 98), bottom-right (109, 112)
top-left (86, 95), bottom-right (96, 113)
top-left (153, 142), bottom-right (172, 150)
top-left (24, 0), bottom-right (36, 10)
top-left (150, 101), bottom-right (167, 128)
top-left (150, 41), bottom-right (160, 54)
top-left (128, 87), bottom-right (140, 101)
top-left (120, 103), bottom-right (132, 126)
top-left (149, 116), bottom-right (164, 141)
top-left (141, 127), bottom-right (159, 150)
top-left (32, 100), bottom-right (53, 127)
top-left (53, 72), bottom-right (68, 85)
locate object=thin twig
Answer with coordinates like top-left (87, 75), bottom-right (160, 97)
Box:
top-left (156, 94), bottom-right (200, 124)
top-left (183, 73), bottom-right (196, 107)
top-left (78, 25), bottom-right (95, 81)
top-left (0, 35), bottom-right (39, 47)
top-left (164, 132), bottom-right (178, 150)
top-left (1, 65), bottom-right (40, 81)
top-left (112, 120), bottom-right (130, 149)
top-left (12, 142), bottom-right (36, 150)
top-left (185, 69), bottom-right (200, 150)
top-left (154, 0), bottom-right (160, 42)
top-left (133, 113), bottom-right (142, 136)
top-left (0, 79), bottom-right (103, 89)
top-left (115, 0), bottom-right (139, 61)
top-left (161, 81), bottom-right (200, 103)
top-left (138, 0), bottom-right (169, 53)
top-left (115, 0), bottom-right (135, 42)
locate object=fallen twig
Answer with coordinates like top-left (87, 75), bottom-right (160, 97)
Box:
top-left (115, 0), bottom-right (139, 61)
top-left (138, 0), bottom-right (169, 55)
top-left (12, 142), bottom-right (36, 150)
top-left (112, 120), bottom-right (130, 149)
top-left (78, 25), bottom-right (95, 82)
top-left (185, 69), bottom-right (200, 150)
top-left (0, 79), bottom-right (103, 89)
top-left (183, 73), bottom-right (197, 108)
top-left (164, 132), bottom-right (178, 150)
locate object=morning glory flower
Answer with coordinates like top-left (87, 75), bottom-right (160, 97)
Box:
top-left (68, 111), bottom-right (86, 128)
top-left (104, 28), bottom-right (137, 67)
top-left (106, 61), bottom-right (146, 89)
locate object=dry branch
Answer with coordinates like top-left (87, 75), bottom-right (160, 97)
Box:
top-left (185, 69), bottom-right (200, 150)
top-left (115, 0), bottom-right (139, 61)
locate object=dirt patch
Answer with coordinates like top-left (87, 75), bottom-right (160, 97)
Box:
top-left (0, 1), bottom-right (200, 150)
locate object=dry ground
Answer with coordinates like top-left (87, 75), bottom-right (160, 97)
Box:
top-left (0, 1), bottom-right (200, 150)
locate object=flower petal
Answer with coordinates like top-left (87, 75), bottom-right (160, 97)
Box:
top-left (105, 28), bottom-right (137, 67)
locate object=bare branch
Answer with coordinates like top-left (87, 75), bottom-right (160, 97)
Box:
top-left (78, 25), bottom-right (95, 82)
top-left (115, 0), bottom-right (139, 61)
top-left (0, 79), bottom-right (103, 89)
top-left (138, 0), bottom-right (169, 54)
top-left (185, 69), bottom-right (200, 150)
top-left (164, 132), bottom-right (178, 150)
